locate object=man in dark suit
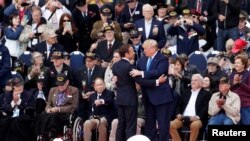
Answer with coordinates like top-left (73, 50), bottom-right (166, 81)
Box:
top-left (130, 39), bottom-right (173, 141)
top-left (119, 0), bottom-right (144, 32)
top-left (112, 44), bottom-right (167, 141)
top-left (33, 30), bottom-right (64, 67)
top-left (134, 4), bottom-right (166, 48)
top-left (73, 52), bottom-right (105, 121)
top-left (199, 0), bottom-right (218, 52)
top-left (72, 0), bottom-right (100, 53)
top-left (93, 25), bottom-right (123, 67)
top-left (170, 74), bottom-right (211, 141)
top-left (83, 78), bottom-right (116, 141)
top-left (47, 51), bottom-right (72, 89)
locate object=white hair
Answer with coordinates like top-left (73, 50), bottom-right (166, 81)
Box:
top-left (142, 4), bottom-right (153, 12)
top-left (192, 73), bottom-right (204, 83)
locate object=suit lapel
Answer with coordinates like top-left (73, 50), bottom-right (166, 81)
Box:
top-left (195, 88), bottom-right (203, 110)
top-left (141, 20), bottom-right (146, 40)
top-left (149, 51), bottom-right (160, 70)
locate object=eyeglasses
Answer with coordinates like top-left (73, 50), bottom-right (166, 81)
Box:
top-left (63, 20), bottom-right (71, 22)
top-left (130, 36), bottom-right (139, 39)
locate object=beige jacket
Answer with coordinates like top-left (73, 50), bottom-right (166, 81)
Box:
top-left (19, 22), bottom-right (53, 49)
top-left (46, 85), bottom-right (79, 113)
top-left (208, 91), bottom-right (241, 124)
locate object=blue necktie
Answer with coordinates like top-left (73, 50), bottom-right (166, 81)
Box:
top-left (56, 92), bottom-right (66, 106)
top-left (88, 68), bottom-right (92, 84)
top-left (146, 57), bottom-right (152, 70)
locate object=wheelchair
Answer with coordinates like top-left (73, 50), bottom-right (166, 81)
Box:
top-left (36, 113), bottom-right (84, 141)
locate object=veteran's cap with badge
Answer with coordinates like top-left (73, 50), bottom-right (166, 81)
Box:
top-left (182, 9), bottom-right (191, 16)
top-left (129, 28), bottom-right (140, 38)
top-left (56, 73), bottom-right (69, 86)
top-left (219, 77), bottom-right (230, 85)
top-left (85, 52), bottom-right (96, 60)
top-left (169, 11), bottom-right (178, 18)
top-left (156, 3), bottom-right (167, 10)
top-left (207, 57), bottom-right (219, 66)
top-left (12, 77), bottom-right (24, 86)
top-left (52, 51), bottom-right (64, 59)
top-left (161, 47), bottom-right (172, 58)
top-left (103, 25), bottom-right (114, 33)
top-left (100, 5), bottom-right (112, 16)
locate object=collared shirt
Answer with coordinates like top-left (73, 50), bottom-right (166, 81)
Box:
top-left (145, 19), bottom-right (152, 38)
top-left (142, 51), bottom-right (158, 77)
top-left (122, 57), bottom-right (130, 62)
top-left (106, 39), bottom-right (115, 48)
top-left (82, 10), bottom-right (88, 18)
top-left (87, 66), bottom-right (95, 76)
top-left (55, 65), bottom-right (63, 74)
top-left (183, 88), bottom-right (201, 116)
top-left (46, 42), bottom-right (52, 59)
top-left (97, 93), bottom-right (102, 99)
top-left (37, 90), bottom-right (46, 100)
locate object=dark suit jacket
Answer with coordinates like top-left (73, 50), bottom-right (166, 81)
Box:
top-left (176, 88), bottom-right (211, 123)
top-left (3, 90), bottom-right (34, 116)
top-left (94, 39), bottom-right (123, 62)
top-left (132, 44), bottom-right (144, 65)
top-left (119, 2), bottom-right (144, 31)
top-left (47, 64), bottom-right (72, 88)
top-left (137, 51), bottom-right (173, 105)
top-left (87, 89), bottom-right (116, 125)
top-left (72, 5), bottom-right (100, 53)
top-left (74, 65), bottom-right (105, 92)
top-left (135, 17), bottom-right (166, 48)
top-left (45, 85), bottom-right (79, 113)
top-left (33, 41), bottom-right (64, 67)
top-left (112, 59), bottom-right (157, 106)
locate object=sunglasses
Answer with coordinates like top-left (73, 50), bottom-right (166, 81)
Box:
top-left (63, 20), bottom-right (71, 22)
top-left (130, 36), bottom-right (139, 39)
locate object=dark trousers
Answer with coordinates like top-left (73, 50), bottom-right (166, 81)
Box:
top-left (116, 105), bottom-right (137, 141)
top-left (144, 101), bottom-right (172, 141)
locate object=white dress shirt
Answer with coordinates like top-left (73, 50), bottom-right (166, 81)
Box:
top-left (183, 88), bottom-right (201, 116)
top-left (145, 19), bottom-right (152, 39)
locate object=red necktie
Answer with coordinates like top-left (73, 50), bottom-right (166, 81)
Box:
top-left (108, 43), bottom-right (112, 54)
top-left (197, 0), bottom-right (201, 13)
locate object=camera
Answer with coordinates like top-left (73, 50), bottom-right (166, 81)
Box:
top-left (182, 20), bottom-right (187, 25)
top-left (34, 32), bottom-right (42, 36)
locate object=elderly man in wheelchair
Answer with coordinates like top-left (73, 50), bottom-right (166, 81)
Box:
top-left (33, 73), bottom-right (79, 140)
top-left (83, 78), bottom-right (117, 141)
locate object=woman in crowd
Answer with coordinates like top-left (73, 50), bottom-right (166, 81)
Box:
top-left (104, 50), bottom-right (121, 92)
top-left (203, 75), bottom-right (215, 94)
top-left (4, 13), bottom-right (25, 64)
top-left (169, 57), bottom-right (190, 120)
top-left (56, 13), bottom-right (80, 53)
top-left (230, 54), bottom-right (250, 125)
top-left (25, 52), bottom-right (49, 93)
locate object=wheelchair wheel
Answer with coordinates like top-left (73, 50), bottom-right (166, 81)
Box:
top-left (73, 117), bottom-right (83, 141)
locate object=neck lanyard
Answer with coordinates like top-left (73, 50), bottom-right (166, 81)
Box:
top-left (129, 2), bottom-right (138, 19)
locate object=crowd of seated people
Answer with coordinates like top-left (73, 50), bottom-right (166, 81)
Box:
top-left (1, 0), bottom-right (250, 141)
